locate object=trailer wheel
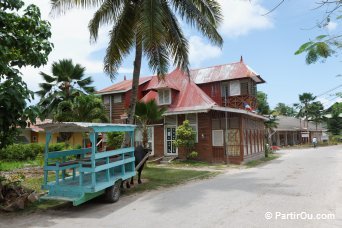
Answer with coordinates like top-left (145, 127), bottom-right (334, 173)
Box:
top-left (104, 180), bottom-right (121, 203)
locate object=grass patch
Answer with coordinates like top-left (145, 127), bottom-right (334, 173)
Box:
top-left (124, 166), bottom-right (218, 194)
top-left (168, 160), bottom-right (226, 169)
top-left (245, 153), bottom-right (280, 168)
top-left (0, 159), bottom-right (41, 171)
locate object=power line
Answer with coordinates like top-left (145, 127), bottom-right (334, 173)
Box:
top-left (316, 84), bottom-right (342, 98)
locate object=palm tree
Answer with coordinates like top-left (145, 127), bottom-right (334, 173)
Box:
top-left (51, 0), bottom-right (223, 125)
top-left (37, 59), bottom-right (95, 118)
top-left (294, 92), bottom-right (316, 128)
top-left (54, 94), bottom-right (108, 123)
top-left (135, 99), bottom-right (165, 148)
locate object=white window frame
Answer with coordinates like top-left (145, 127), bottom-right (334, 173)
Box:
top-left (212, 130), bottom-right (224, 147)
top-left (185, 113), bottom-right (198, 143)
top-left (158, 89), bottom-right (171, 105)
top-left (103, 95), bottom-right (110, 105)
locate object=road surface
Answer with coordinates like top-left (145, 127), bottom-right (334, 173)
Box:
top-left (1, 145), bottom-right (342, 228)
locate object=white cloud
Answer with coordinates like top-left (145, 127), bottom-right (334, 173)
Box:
top-left (218, 0), bottom-right (273, 37)
top-left (21, 0), bottom-right (113, 93)
top-left (326, 21), bottom-right (338, 31)
top-left (188, 36), bottom-right (222, 67)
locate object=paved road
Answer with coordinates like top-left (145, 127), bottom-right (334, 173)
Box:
top-left (1, 145), bottom-right (342, 228)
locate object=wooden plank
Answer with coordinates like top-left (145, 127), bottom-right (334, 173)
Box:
top-left (48, 148), bottom-right (91, 159)
top-left (95, 147), bottom-right (134, 159)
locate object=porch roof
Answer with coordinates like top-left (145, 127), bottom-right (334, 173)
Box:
top-left (38, 122), bottom-right (136, 133)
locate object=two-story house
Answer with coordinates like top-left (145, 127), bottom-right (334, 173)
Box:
top-left (97, 58), bottom-right (267, 164)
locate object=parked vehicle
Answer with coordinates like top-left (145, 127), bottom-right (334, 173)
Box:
top-left (39, 122), bottom-right (136, 206)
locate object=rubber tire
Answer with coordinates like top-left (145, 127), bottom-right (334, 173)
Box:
top-left (104, 180), bottom-right (121, 203)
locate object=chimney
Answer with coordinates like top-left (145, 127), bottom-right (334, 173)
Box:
top-left (240, 56), bottom-right (244, 63)
top-left (124, 75), bottom-right (126, 80)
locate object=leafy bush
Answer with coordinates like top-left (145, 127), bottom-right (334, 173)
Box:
top-left (0, 143), bottom-right (69, 161)
top-left (187, 151), bottom-right (198, 159)
top-left (173, 120), bottom-right (196, 158)
top-left (106, 132), bottom-right (124, 149)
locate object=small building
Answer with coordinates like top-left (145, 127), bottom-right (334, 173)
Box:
top-left (271, 116), bottom-right (328, 146)
top-left (18, 119), bottom-right (84, 146)
top-left (97, 59), bottom-right (268, 164)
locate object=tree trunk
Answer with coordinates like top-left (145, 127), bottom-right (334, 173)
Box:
top-left (124, 36), bottom-right (142, 146)
top-left (127, 36), bottom-right (142, 125)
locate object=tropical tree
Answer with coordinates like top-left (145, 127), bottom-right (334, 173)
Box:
top-left (173, 120), bottom-right (196, 158)
top-left (326, 102), bottom-right (342, 135)
top-left (273, 103), bottom-right (297, 116)
top-left (294, 1), bottom-right (341, 64)
top-left (307, 101), bottom-right (325, 130)
top-left (256, 91), bottom-right (270, 115)
top-left (51, 0), bottom-right (223, 127)
top-left (264, 115), bottom-right (279, 157)
top-left (294, 92), bottom-right (316, 128)
top-left (37, 59), bottom-right (95, 118)
top-left (135, 100), bottom-right (165, 148)
top-left (0, 0), bottom-right (52, 148)
top-left (54, 94), bottom-right (108, 123)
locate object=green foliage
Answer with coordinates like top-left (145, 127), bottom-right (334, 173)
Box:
top-left (135, 99), bottom-right (165, 148)
top-left (187, 151), bottom-right (198, 160)
top-left (0, 144), bottom-right (43, 161)
top-left (273, 103), bottom-right (297, 116)
top-left (294, 92), bottom-right (316, 119)
top-left (54, 94), bottom-right (108, 123)
top-left (106, 132), bottom-right (125, 149)
top-left (0, 0), bottom-right (53, 149)
top-left (37, 59), bottom-right (95, 118)
top-left (173, 120), bottom-right (196, 156)
top-left (322, 102), bottom-right (340, 135)
top-left (256, 91), bottom-right (270, 115)
top-left (307, 101), bottom-right (325, 129)
top-left (295, 39), bottom-right (334, 64)
top-left (0, 143), bottom-right (69, 161)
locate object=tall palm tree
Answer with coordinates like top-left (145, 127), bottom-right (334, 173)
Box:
top-left (294, 92), bottom-right (316, 128)
top-left (135, 99), bottom-right (165, 148)
top-left (51, 0), bottom-right (223, 125)
top-left (37, 59), bottom-right (95, 118)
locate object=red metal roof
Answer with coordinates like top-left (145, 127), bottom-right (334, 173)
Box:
top-left (27, 119), bottom-right (53, 132)
top-left (97, 76), bottom-right (153, 94)
top-left (141, 69), bottom-right (217, 113)
top-left (190, 61), bottom-right (265, 84)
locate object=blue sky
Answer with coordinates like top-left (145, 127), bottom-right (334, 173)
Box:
top-left (23, 0), bottom-right (341, 109)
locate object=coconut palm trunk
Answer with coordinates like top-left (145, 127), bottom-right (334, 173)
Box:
top-left (127, 37), bottom-right (143, 125)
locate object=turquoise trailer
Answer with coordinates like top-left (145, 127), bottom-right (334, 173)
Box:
top-left (39, 122), bottom-right (136, 206)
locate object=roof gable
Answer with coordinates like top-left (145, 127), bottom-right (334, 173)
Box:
top-left (97, 76), bottom-right (152, 94)
top-left (190, 61), bottom-right (265, 84)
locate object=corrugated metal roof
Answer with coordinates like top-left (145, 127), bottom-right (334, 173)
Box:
top-left (275, 116), bottom-right (327, 131)
top-left (190, 61), bottom-right (265, 84)
top-left (142, 68), bottom-right (217, 113)
top-left (38, 122), bottom-right (136, 133)
top-left (97, 76), bottom-right (153, 94)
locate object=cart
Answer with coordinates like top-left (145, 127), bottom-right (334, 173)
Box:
top-left (39, 122), bottom-right (136, 206)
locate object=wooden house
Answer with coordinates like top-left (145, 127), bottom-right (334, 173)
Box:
top-left (97, 59), bottom-right (267, 164)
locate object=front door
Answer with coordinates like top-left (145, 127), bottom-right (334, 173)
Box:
top-left (165, 127), bottom-right (177, 155)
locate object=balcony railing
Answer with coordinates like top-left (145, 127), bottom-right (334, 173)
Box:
top-left (221, 95), bottom-right (257, 110)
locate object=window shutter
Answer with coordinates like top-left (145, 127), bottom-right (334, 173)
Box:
top-left (212, 130), bottom-right (224, 146)
top-left (164, 90), bottom-right (170, 104)
top-left (229, 81), bottom-right (240, 96)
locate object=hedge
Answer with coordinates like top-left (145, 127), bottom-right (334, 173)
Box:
top-left (0, 143), bottom-right (71, 161)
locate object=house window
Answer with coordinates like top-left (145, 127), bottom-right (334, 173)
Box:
top-left (240, 81), bottom-right (249, 95)
top-left (186, 114), bottom-right (198, 143)
top-left (158, 89), bottom-right (171, 105)
top-left (32, 136), bottom-right (37, 143)
top-left (229, 80), bottom-right (240, 96)
top-left (103, 96), bottom-right (110, 105)
top-left (165, 115), bottom-right (177, 126)
top-left (113, 94), bottom-right (122, 103)
top-left (212, 130), bottom-right (224, 146)
top-left (221, 82), bottom-right (229, 98)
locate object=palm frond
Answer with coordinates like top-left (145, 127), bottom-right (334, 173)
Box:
top-left (171, 0), bottom-right (223, 47)
top-left (88, 0), bottom-right (124, 42)
top-left (50, 0), bottom-right (106, 16)
top-left (161, 1), bottom-right (189, 72)
top-left (104, 3), bottom-right (138, 79)
top-left (39, 72), bottom-right (56, 83)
